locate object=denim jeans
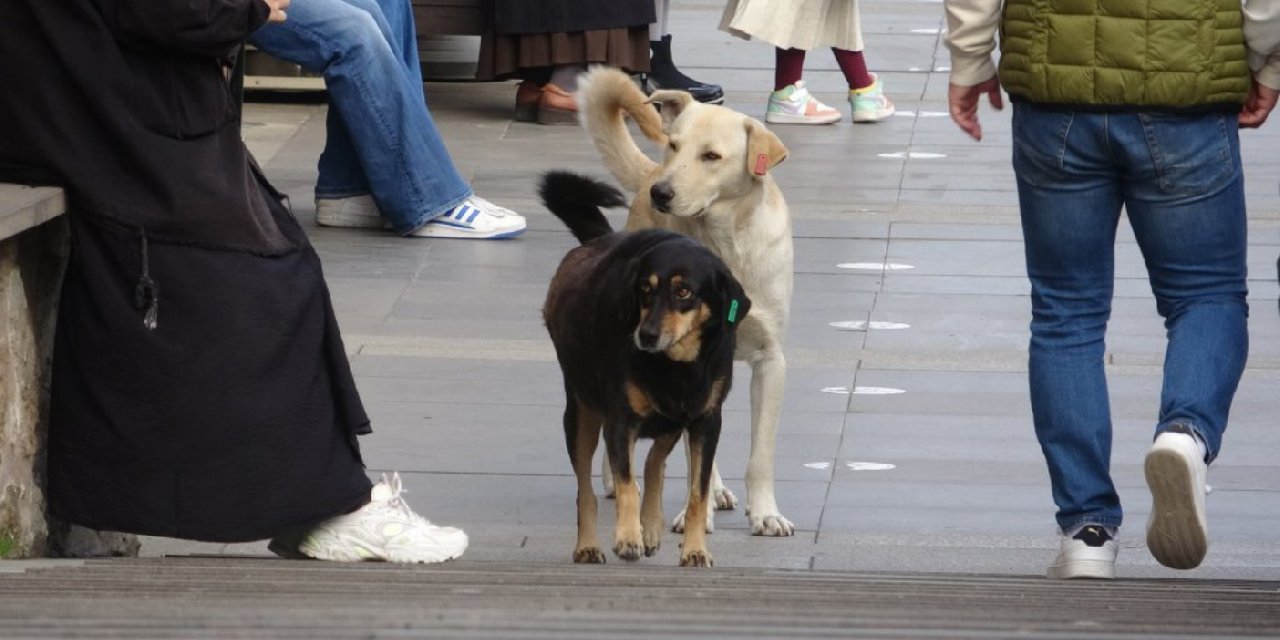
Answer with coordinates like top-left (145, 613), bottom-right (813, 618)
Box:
top-left (1011, 103), bottom-right (1249, 533)
top-left (250, 0), bottom-right (471, 234)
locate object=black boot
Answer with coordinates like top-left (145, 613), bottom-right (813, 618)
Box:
top-left (646, 35), bottom-right (724, 104)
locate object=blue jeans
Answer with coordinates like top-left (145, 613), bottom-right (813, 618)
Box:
top-left (250, 0), bottom-right (471, 234)
top-left (1011, 103), bottom-right (1249, 533)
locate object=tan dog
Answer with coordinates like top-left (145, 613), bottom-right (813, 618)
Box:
top-left (577, 66), bottom-right (796, 537)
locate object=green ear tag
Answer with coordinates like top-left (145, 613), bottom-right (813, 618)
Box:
top-left (727, 299), bottom-right (740, 325)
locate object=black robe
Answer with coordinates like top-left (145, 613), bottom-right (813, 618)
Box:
top-left (0, 0), bottom-right (373, 542)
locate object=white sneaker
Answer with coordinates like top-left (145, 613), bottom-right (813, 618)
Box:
top-left (1047, 525), bottom-right (1117, 579)
top-left (1145, 429), bottom-right (1209, 570)
top-left (315, 194), bottom-right (385, 229)
top-left (410, 196), bottom-right (527, 239)
top-left (764, 81), bottom-right (842, 125)
top-left (295, 472), bottom-right (468, 564)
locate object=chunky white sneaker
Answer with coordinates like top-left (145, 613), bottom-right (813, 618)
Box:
top-left (410, 196), bottom-right (526, 239)
top-left (296, 473), bottom-right (468, 563)
top-left (1047, 525), bottom-right (1117, 579)
top-left (764, 81), bottom-right (842, 125)
top-left (1145, 429), bottom-right (1209, 570)
top-left (315, 194), bottom-right (385, 229)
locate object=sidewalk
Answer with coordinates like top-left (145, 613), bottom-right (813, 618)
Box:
top-left (4, 0), bottom-right (1278, 635)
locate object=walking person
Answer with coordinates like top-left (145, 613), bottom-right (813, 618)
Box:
top-left (721, 0), bottom-right (894, 124)
top-left (0, 0), bottom-right (468, 562)
top-left (945, 0), bottom-right (1280, 578)
top-left (251, 0), bottom-right (526, 239)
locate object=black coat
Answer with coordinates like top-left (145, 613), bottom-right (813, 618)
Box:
top-left (0, 0), bottom-right (373, 542)
top-left (491, 0), bottom-right (655, 35)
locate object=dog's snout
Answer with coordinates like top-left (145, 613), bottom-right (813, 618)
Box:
top-left (636, 324), bottom-right (661, 349)
top-left (649, 182), bottom-right (674, 212)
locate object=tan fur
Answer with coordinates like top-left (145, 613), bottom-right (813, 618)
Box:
top-left (579, 66), bottom-right (798, 537)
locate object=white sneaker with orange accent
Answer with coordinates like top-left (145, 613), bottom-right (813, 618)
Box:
top-left (765, 81), bottom-right (842, 125)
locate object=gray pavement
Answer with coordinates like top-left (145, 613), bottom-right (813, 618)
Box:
top-left (5, 0), bottom-right (1280, 636)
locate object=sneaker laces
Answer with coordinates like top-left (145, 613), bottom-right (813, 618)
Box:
top-left (469, 196), bottom-right (518, 219)
top-left (374, 472), bottom-right (433, 528)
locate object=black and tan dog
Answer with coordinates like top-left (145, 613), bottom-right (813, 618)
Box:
top-left (540, 171), bottom-right (751, 568)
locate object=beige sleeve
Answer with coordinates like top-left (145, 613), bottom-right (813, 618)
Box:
top-left (944, 0), bottom-right (1002, 86)
top-left (1245, 0), bottom-right (1280, 90)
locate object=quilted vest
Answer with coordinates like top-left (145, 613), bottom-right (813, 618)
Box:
top-left (998, 0), bottom-right (1250, 109)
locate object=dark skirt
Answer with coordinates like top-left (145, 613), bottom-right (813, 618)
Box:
top-left (477, 27), bottom-right (652, 81)
top-left (47, 190), bottom-right (373, 543)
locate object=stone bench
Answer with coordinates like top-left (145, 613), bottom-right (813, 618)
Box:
top-left (0, 184), bottom-right (136, 558)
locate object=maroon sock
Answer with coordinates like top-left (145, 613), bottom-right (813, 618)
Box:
top-left (774, 48), bottom-right (806, 91)
top-left (833, 48), bottom-right (873, 90)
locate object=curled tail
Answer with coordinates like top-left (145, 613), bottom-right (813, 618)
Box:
top-left (576, 66), bottom-right (664, 192)
top-left (538, 171), bottom-right (628, 244)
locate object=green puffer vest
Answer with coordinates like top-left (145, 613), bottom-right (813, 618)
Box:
top-left (998, 0), bottom-right (1250, 109)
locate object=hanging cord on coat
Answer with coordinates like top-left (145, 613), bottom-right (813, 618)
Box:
top-left (134, 228), bottom-right (159, 330)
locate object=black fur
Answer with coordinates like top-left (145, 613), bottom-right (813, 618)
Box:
top-left (540, 171), bottom-right (751, 566)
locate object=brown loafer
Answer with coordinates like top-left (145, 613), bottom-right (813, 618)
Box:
top-left (515, 80), bottom-right (540, 122)
top-left (537, 83), bottom-right (578, 125)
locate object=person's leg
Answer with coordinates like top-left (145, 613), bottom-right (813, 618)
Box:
top-left (766, 48), bottom-right (839, 125)
top-left (833, 47), bottom-right (894, 123)
top-left (1116, 111), bottom-right (1247, 569)
top-left (249, 0), bottom-right (484, 234)
top-left (646, 0), bottom-right (724, 104)
top-left (1119, 113), bottom-right (1247, 460)
top-left (1012, 104), bottom-right (1125, 578)
top-left (774, 47), bottom-right (806, 91)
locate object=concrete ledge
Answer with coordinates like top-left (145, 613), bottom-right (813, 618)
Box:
top-left (0, 185), bottom-right (65, 243)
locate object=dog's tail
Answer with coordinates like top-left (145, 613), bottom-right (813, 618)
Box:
top-left (577, 66), bottom-right (664, 193)
top-left (539, 171), bottom-right (628, 245)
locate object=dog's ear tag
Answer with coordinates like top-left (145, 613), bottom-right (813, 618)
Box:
top-left (753, 154), bottom-right (769, 176)
top-left (727, 299), bottom-right (740, 325)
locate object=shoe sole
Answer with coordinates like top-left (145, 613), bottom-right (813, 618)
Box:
top-left (764, 112), bottom-right (842, 125)
top-left (1145, 447), bottom-right (1208, 570)
top-left (1046, 559), bottom-right (1115, 580)
top-left (537, 107), bottom-right (578, 126)
top-left (852, 106), bottom-right (897, 123)
top-left (299, 537), bottom-right (467, 564)
top-left (410, 225), bottom-right (526, 240)
top-left (641, 79), bottom-right (724, 105)
top-left (315, 212), bottom-right (387, 229)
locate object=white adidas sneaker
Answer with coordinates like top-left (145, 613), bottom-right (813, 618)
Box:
top-left (411, 196), bottom-right (526, 239)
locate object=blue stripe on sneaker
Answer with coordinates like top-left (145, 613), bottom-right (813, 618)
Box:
top-left (465, 208), bottom-right (480, 224)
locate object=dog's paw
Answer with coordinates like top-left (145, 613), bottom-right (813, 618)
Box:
top-left (573, 546), bottom-right (607, 564)
top-left (679, 549), bottom-right (714, 568)
top-left (712, 486), bottom-right (738, 511)
top-left (613, 540), bottom-right (643, 562)
top-left (670, 507), bottom-right (715, 534)
top-left (642, 525), bottom-right (663, 555)
top-left (749, 513), bottom-right (795, 537)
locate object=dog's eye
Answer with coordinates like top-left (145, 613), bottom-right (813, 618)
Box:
top-left (674, 286), bottom-right (692, 300)
top-left (668, 142), bottom-right (679, 153)
top-left (701, 151), bottom-right (722, 161)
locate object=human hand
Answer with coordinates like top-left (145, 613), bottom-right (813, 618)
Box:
top-left (263, 0), bottom-right (290, 23)
top-left (1239, 78), bottom-right (1279, 129)
top-left (948, 77), bottom-right (1003, 141)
